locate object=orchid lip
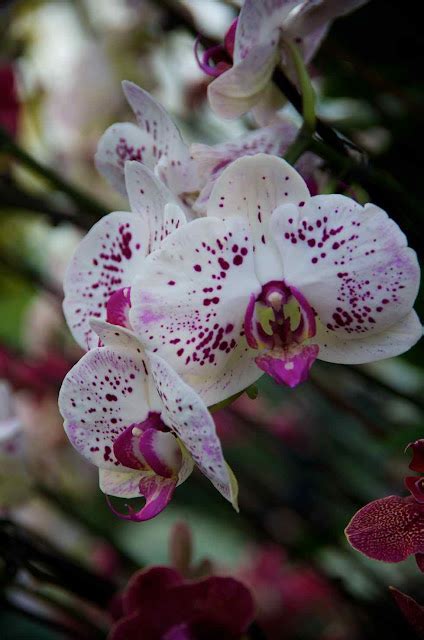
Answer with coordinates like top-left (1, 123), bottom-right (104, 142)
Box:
top-left (244, 280), bottom-right (316, 352)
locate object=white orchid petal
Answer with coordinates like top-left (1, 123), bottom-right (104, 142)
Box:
top-left (288, 0), bottom-right (369, 41)
top-left (191, 119), bottom-right (299, 214)
top-left (95, 122), bottom-right (154, 196)
top-left (271, 195), bottom-right (420, 343)
top-left (63, 212), bottom-right (148, 350)
top-left (208, 154), bottom-right (310, 283)
top-left (122, 81), bottom-right (196, 195)
top-left (124, 161), bottom-right (186, 252)
top-left (235, 0), bottom-right (303, 62)
top-left (316, 311), bottom-right (422, 364)
top-left (58, 344), bottom-right (150, 470)
top-left (130, 216), bottom-right (261, 406)
top-left (148, 351), bottom-right (237, 508)
top-left (99, 468), bottom-right (144, 498)
top-left (208, 43), bottom-right (278, 119)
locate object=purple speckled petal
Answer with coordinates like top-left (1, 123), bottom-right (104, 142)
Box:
top-left (125, 162), bottom-right (187, 250)
top-left (314, 311), bottom-right (422, 364)
top-left (256, 343), bottom-right (319, 387)
top-left (130, 216), bottom-right (261, 406)
top-left (63, 212), bottom-right (147, 350)
top-left (191, 118), bottom-right (299, 214)
top-left (122, 82), bottom-right (199, 195)
top-left (271, 195), bottom-right (420, 343)
top-left (208, 155), bottom-right (310, 284)
top-left (147, 350), bottom-right (238, 508)
top-left (234, 0), bottom-right (303, 63)
top-left (58, 343), bottom-right (150, 470)
top-left (95, 122), bottom-right (156, 196)
top-left (345, 495), bottom-right (424, 563)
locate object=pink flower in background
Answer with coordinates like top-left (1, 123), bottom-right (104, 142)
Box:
top-left (0, 63), bottom-right (19, 138)
top-left (203, 0), bottom-right (369, 123)
top-left (345, 439), bottom-right (424, 571)
top-left (237, 546), bottom-right (351, 639)
top-left (109, 565), bottom-right (255, 640)
top-left (59, 321), bottom-right (238, 521)
top-left (130, 154), bottom-right (421, 403)
top-left (95, 82), bottom-right (317, 215)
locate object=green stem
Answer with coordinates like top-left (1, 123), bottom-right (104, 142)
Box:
top-left (285, 40), bottom-right (316, 132)
top-left (0, 127), bottom-right (107, 221)
top-left (284, 125), bottom-right (313, 165)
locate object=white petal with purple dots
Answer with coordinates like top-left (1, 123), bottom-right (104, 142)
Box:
top-left (130, 216), bottom-right (262, 405)
top-left (63, 211), bottom-right (148, 350)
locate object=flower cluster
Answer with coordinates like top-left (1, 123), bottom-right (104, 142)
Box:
top-left (58, 2), bottom-right (421, 523)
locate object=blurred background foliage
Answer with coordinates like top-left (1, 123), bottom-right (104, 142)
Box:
top-left (0, 0), bottom-right (423, 638)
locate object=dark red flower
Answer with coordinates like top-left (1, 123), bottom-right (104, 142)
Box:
top-left (0, 64), bottom-right (19, 138)
top-left (109, 566), bottom-right (255, 640)
top-left (407, 440), bottom-right (424, 473)
top-left (345, 440), bottom-right (424, 572)
top-left (390, 587), bottom-right (424, 638)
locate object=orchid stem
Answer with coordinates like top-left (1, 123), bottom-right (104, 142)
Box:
top-left (0, 126), bottom-right (107, 221)
top-left (285, 40), bottom-right (316, 132)
top-left (284, 125), bottom-right (312, 165)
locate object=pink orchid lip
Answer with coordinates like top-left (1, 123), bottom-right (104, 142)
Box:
top-left (244, 280), bottom-right (317, 352)
top-left (113, 412), bottom-right (170, 471)
top-left (194, 19), bottom-right (237, 78)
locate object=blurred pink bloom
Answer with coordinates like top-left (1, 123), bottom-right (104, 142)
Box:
top-left (0, 63), bottom-right (19, 138)
top-left (345, 440), bottom-right (424, 571)
top-left (237, 546), bottom-right (350, 639)
top-left (109, 565), bottom-right (255, 640)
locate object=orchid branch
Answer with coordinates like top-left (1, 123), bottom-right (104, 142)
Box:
top-left (0, 179), bottom-right (95, 230)
top-left (285, 40), bottom-right (316, 132)
top-left (0, 126), bottom-right (107, 222)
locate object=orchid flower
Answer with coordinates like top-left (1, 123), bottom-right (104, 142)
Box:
top-left (345, 439), bottom-right (424, 572)
top-left (95, 81), bottom-right (317, 214)
top-left (109, 566), bottom-right (255, 640)
top-left (58, 320), bottom-right (238, 521)
top-left (95, 81), bottom-right (199, 204)
top-left (129, 154), bottom-right (421, 405)
top-left (63, 160), bottom-right (187, 351)
top-left (203, 0), bottom-right (369, 123)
